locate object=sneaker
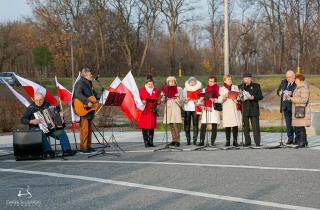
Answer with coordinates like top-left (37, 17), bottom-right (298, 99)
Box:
top-left (79, 149), bottom-right (92, 154)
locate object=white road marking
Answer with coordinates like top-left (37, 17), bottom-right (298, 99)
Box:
top-left (3, 160), bottom-right (320, 172)
top-left (0, 168), bottom-right (318, 210)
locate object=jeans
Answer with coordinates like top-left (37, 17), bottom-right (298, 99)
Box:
top-left (31, 128), bottom-right (71, 153)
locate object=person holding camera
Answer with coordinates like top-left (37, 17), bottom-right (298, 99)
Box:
top-left (137, 75), bottom-right (160, 148)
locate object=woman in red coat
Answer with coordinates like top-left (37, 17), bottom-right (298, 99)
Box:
top-left (137, 75), bottom-right (160, 147)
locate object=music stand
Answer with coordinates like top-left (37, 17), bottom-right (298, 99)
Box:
top-left (104, 92), bottom-right (126, 152)
top-left (89, 92), bottom-right (125, 158)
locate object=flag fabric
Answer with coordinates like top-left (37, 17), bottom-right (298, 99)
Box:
top-left (116, 71), bottom-right (145, 122)
top-left (99, 77), bottom-right (121, 105)
top-left (55, 76), bottom-right (72, 102)
top-left (70, 72), bottom-right (81, 131)
top-left (15, 75), bottom-right (58, 105)
top-left (1, 79), bottom-right (30, 107)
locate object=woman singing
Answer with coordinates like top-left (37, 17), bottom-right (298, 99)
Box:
top-left (219, 75), bottom-right (242, 147)
top-left (161, 76), bottom-right (183, 147)
top-left (182, 77), bottom-right (202, 145)
top-left (137, 75), bottom-right (160, 148)
top-left (199, 75), bottom-right (221, 146)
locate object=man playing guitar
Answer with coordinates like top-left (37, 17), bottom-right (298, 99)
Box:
top-left (73, 68), bottom-right (100, 153)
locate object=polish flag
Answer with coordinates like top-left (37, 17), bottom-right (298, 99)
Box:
top-left (55, 76), bottom-right (72, 102)
top-left (99, 77), bottom-right (121, 105)
top-left (116, 71), bottom-right (145, 122)
top-left (70, 73), bottom-right (81, 131)
top-left (1, 79), bottom-right (30, 107)
top-left (15, 75), bottom-right (58, 105)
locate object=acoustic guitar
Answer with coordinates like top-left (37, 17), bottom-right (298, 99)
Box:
top-left (73, 96), bottom-right (99, 116)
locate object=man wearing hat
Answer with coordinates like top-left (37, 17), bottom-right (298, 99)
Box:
top-left (238, 72), bottom-right (263, 146)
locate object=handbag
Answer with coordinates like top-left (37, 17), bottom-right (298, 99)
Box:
top-left (214, 103), bottom-right (223, 111)
top-left (294, 106), bottom-right (306, 118)
top-left (294, 98), bottom-right (309, 118)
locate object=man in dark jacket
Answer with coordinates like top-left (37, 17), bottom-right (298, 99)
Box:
top-left (277, 70), bottom-right (298, 144)
top-left (21, 93), bottom-right (75, 157)
top-left (73, 68), bottom-right (99, 153)
top-left (238, 72), bottom-right (264, 146)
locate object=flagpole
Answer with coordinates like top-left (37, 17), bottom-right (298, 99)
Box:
top-left (55, 76), bottom-right (64, 111)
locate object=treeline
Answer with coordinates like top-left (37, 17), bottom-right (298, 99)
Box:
top-left (0, 0), bottom-right (319, 78)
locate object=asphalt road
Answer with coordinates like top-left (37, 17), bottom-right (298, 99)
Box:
top-left (1, 138), bottom-right (320, 210)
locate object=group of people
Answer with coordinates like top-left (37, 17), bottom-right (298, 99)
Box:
top-left (20, 68), bottom-right (311, 157)
top-left (136, 72), bottom-right (264, 148)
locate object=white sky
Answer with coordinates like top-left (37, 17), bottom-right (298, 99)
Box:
top-left (0, 0), bottom-right (33, 22)
top-left (0, 0), bottom-right (212, 24)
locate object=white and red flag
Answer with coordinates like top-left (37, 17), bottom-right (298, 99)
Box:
top-left (115, 71), bottom-right (145, 122)
top-left (70, 73), bottom-right (81, 131)
top-left (99, 77), bottom-right (121, 105)
top-left (15, 75), bottom-right (58, 105)
top-left (55, 76), bottom-right (72, 102)
top-left (1, 79), bottom-right (30, 107)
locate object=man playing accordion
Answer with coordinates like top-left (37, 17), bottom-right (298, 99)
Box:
top-left (20, 92), bottom-right (76, 157)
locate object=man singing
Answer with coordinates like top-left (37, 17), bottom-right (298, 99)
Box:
top-left (21, 92), bottom-right (76, 157)
top-left (239, 72), bottom-right (263, 147)
top-left (277, 70), bottom-right (298, 144)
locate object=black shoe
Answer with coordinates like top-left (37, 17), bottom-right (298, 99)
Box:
top-left (286, 141), bottom-right (293, 145)
top-left (211, 140), bottom-right (215, 146)
top-left (45, 151), bottom-right (55, 158)
top-left (175, 142), bottom-right (180, 147)
top-left (63, 150), bottom-right (77, 156)
top-left (186, 139), bottom-right (191, 145)
top-left (88, 147), bottom-right (96, 152)
top-left (244, 143), bottom-right (252, 147)
top-left (197, 142), bottom-right (204, 146)
top-left (169, 142), bottom-right (175, 146)
top-left (233, 140), bottom-right (239, 147)
top-left (225, 141), bottom-right (230, 147)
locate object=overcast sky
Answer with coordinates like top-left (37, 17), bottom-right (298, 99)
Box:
top-left (0, 0), bottom-right (33, 22)
top-left (0, 0), bottom-right (211, 23)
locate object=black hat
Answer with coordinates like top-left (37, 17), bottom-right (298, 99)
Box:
top-left (146, 75), bottom-right (154, 83)
top-left (243, 72), bottom-right (252, 78)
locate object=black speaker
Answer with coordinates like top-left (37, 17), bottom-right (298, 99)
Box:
top-left (13, 130), bottom-right (43, 160)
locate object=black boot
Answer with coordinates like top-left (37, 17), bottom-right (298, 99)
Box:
top-left (197, 138), bottom-right (204, 146)
top-left (233, 140), bottom-right (239, 147)
top-left (142, 129), bottom-right (149, 148)
top-left (211, 124), bottom-right (217, 146)
top-left (225, 127), bottom-right (231, 146)
top-left (185, 131), bottom-right (191, 145)
top-left (225, 141), bottom-right (230, 147)
top-left (148, 129), bottom-right (155, 147)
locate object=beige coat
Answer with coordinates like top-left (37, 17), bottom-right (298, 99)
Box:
top-left (291, 81), bottom-right (311, 127)
top-left (218, 85), bottom-right (242, 128)
top-left (163, 87), bottom-right (183, 124)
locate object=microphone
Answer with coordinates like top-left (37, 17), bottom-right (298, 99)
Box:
top-left (94, 74), bottom-right (100, 81)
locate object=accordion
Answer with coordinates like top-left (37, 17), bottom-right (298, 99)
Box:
top-left (33, 106), bottom-right (64, 133)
